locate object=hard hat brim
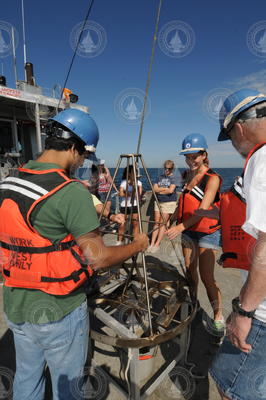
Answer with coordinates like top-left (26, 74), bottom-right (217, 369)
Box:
top-left (179, 148), bottom-right (206, 155)
top-left (218, 129), bottom-right (231, 141)
top-left (86, 152), bottom-right (99, 162)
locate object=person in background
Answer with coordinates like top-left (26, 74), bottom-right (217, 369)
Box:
top-left (77, 165), bottom-right (125, 229)
top-left (148, 160), bottom-right (177, 253)
top-left (167, 134), bottom-right (224, 331)
top-left (88, 163), bottom-right (100, 199)
top-left (98, 160), bottom-right (118, 214)
top-left (75, 154), bottom-right (99, 197)
top-left (117, 165), bottom-right (142, 246)
top-left (0, 109), bottom-right (148, 400)
top-left (88, 192), bottom-right (125, 226)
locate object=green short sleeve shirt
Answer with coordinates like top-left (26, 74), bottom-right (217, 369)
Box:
top-left (3, 161), bottom-right (100, 324)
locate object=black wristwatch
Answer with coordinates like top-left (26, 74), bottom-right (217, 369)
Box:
top-left (232, 297), bottom-right (256, 318)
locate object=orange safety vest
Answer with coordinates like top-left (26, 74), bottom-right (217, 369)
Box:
top-left (219, 143), bottom-right (266, 270)
top-left (63, 88), bottom-right (72, 101)
top-left (0, 167), bottom-right (93, 295)
top-left (177, 168), bottom-right (221, 234)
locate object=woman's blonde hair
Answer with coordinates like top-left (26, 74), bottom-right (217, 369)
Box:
top-left (163, 160), bottom-right (175, 169)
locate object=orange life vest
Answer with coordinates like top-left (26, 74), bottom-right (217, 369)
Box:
top-left (177, 168), bottom-right (221, 234)
top-left (219, 143), bottom-right (266, 270)
top-left (0, 167), bottom-right (93, 295)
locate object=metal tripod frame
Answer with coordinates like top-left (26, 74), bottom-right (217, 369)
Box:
top-left (90, 153), bottom-right (197, 399)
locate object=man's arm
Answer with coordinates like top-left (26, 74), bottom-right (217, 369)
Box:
top-left (240, 231), bottom-right (266, 310)
top-left (76, 229), bottom-right (148, 269)
top-left (227, 231), bottom-right (266, 353)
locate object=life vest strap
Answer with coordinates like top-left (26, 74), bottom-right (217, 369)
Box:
top-left (219, 252), bottom-right (237, 264)
top-left (209, 222), bottom-right (221, 229)
top-left (3, 267), bottom-right (90, 283)
top-left (218, 252), bottom-right (250, 265)
top-left (0, 240), bottom-right (76, 254)
top-left (40, 269), bottom-right (86, 283)
top-left (70, 248), bottom-right (87, 267)
top-left (3, 268), bottom-right (42, 283)
top-left (70, 249), bottom-right (93, 279)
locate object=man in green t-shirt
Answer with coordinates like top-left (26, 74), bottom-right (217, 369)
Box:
top-left (0, 108), bottom-right (148, 400)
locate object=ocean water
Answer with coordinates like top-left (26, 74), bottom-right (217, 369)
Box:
top-left (109, 168), bottom-right (243, 192)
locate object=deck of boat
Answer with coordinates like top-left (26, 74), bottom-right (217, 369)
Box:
top-left (0, 192), bottom-right (242, 399)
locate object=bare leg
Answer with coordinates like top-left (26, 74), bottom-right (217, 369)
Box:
top-left (150, 211), bottom-right (161, 246)
top-left (132, 213), bottom-right (139, 237)
top-left (154, 212), bottom-right (170, 248)
top-left (199, 248), bottom-right (223, 320)
top-left (182, 244), bottom-right (199, 291)
top-left (117, 220), bottom-right (125, 242)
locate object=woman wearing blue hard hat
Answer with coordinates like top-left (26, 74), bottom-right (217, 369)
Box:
top-left (167, 133), bottom-right (224, 331)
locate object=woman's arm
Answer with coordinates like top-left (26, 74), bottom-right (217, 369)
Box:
top-left (157, 184), bottom-right (176, 194)
top-left (119, 185), bottom-right (126, 197)
top-left (153, 183), bottom-right (160, 193)
top-left (153, 183), bottom-right (174, 194)
top-left (106, 168), bottom-right (118, 192)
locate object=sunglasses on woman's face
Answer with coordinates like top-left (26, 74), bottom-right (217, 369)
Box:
top-left (165, 167), bottom-right (173, 170)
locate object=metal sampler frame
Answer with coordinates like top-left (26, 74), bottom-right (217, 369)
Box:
top-left (90, 303), bottom-right (190, 400)
top-left (89, 153), bottom-right (197, 399)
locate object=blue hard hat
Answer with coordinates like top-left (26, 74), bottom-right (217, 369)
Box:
top-left (218, 89), bottom-right (266, 141)
top-left (50, 108), bottom-right (99, 152)
top-left (179, 133), bottom-right (208, 155)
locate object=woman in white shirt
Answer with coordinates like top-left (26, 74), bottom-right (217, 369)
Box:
top-left (117, 165), bottom-right (142, 245)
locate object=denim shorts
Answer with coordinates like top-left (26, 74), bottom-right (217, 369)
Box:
top-left (210, 318), bottom-right (266, 400)
top-left (98, 191), bottom-right (110, 203)
top-left (181, 229), bottom-right (221, 250)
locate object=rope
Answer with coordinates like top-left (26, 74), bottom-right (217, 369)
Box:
top-left (136, 0), bottom-right (163, 154)
top-left (57, 0), bottom-right (95, 109)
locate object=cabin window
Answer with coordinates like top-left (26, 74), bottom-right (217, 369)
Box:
top-left (0, 120), bottom-right (13, 154)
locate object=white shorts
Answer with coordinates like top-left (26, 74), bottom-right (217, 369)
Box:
top-left (154, 201), bottom-right (177, 214)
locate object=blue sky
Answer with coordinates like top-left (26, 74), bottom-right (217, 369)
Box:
top-left (2, 0), bottom-right (266, 167)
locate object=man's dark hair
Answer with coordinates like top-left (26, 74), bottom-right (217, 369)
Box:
top-left (45, 135), bottom-right (85, 155)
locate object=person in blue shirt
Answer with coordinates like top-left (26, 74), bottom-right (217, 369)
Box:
top-left (148, 160), bottom-right (177, 252)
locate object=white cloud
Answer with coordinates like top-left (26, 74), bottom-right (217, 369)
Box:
top-left (227, 69), bottom-right (266, 93)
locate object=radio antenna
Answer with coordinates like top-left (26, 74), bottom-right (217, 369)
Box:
top-left (11, 27), bottom-right (18, 84)
top-left (21, 0), bottom-right (27, 81)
